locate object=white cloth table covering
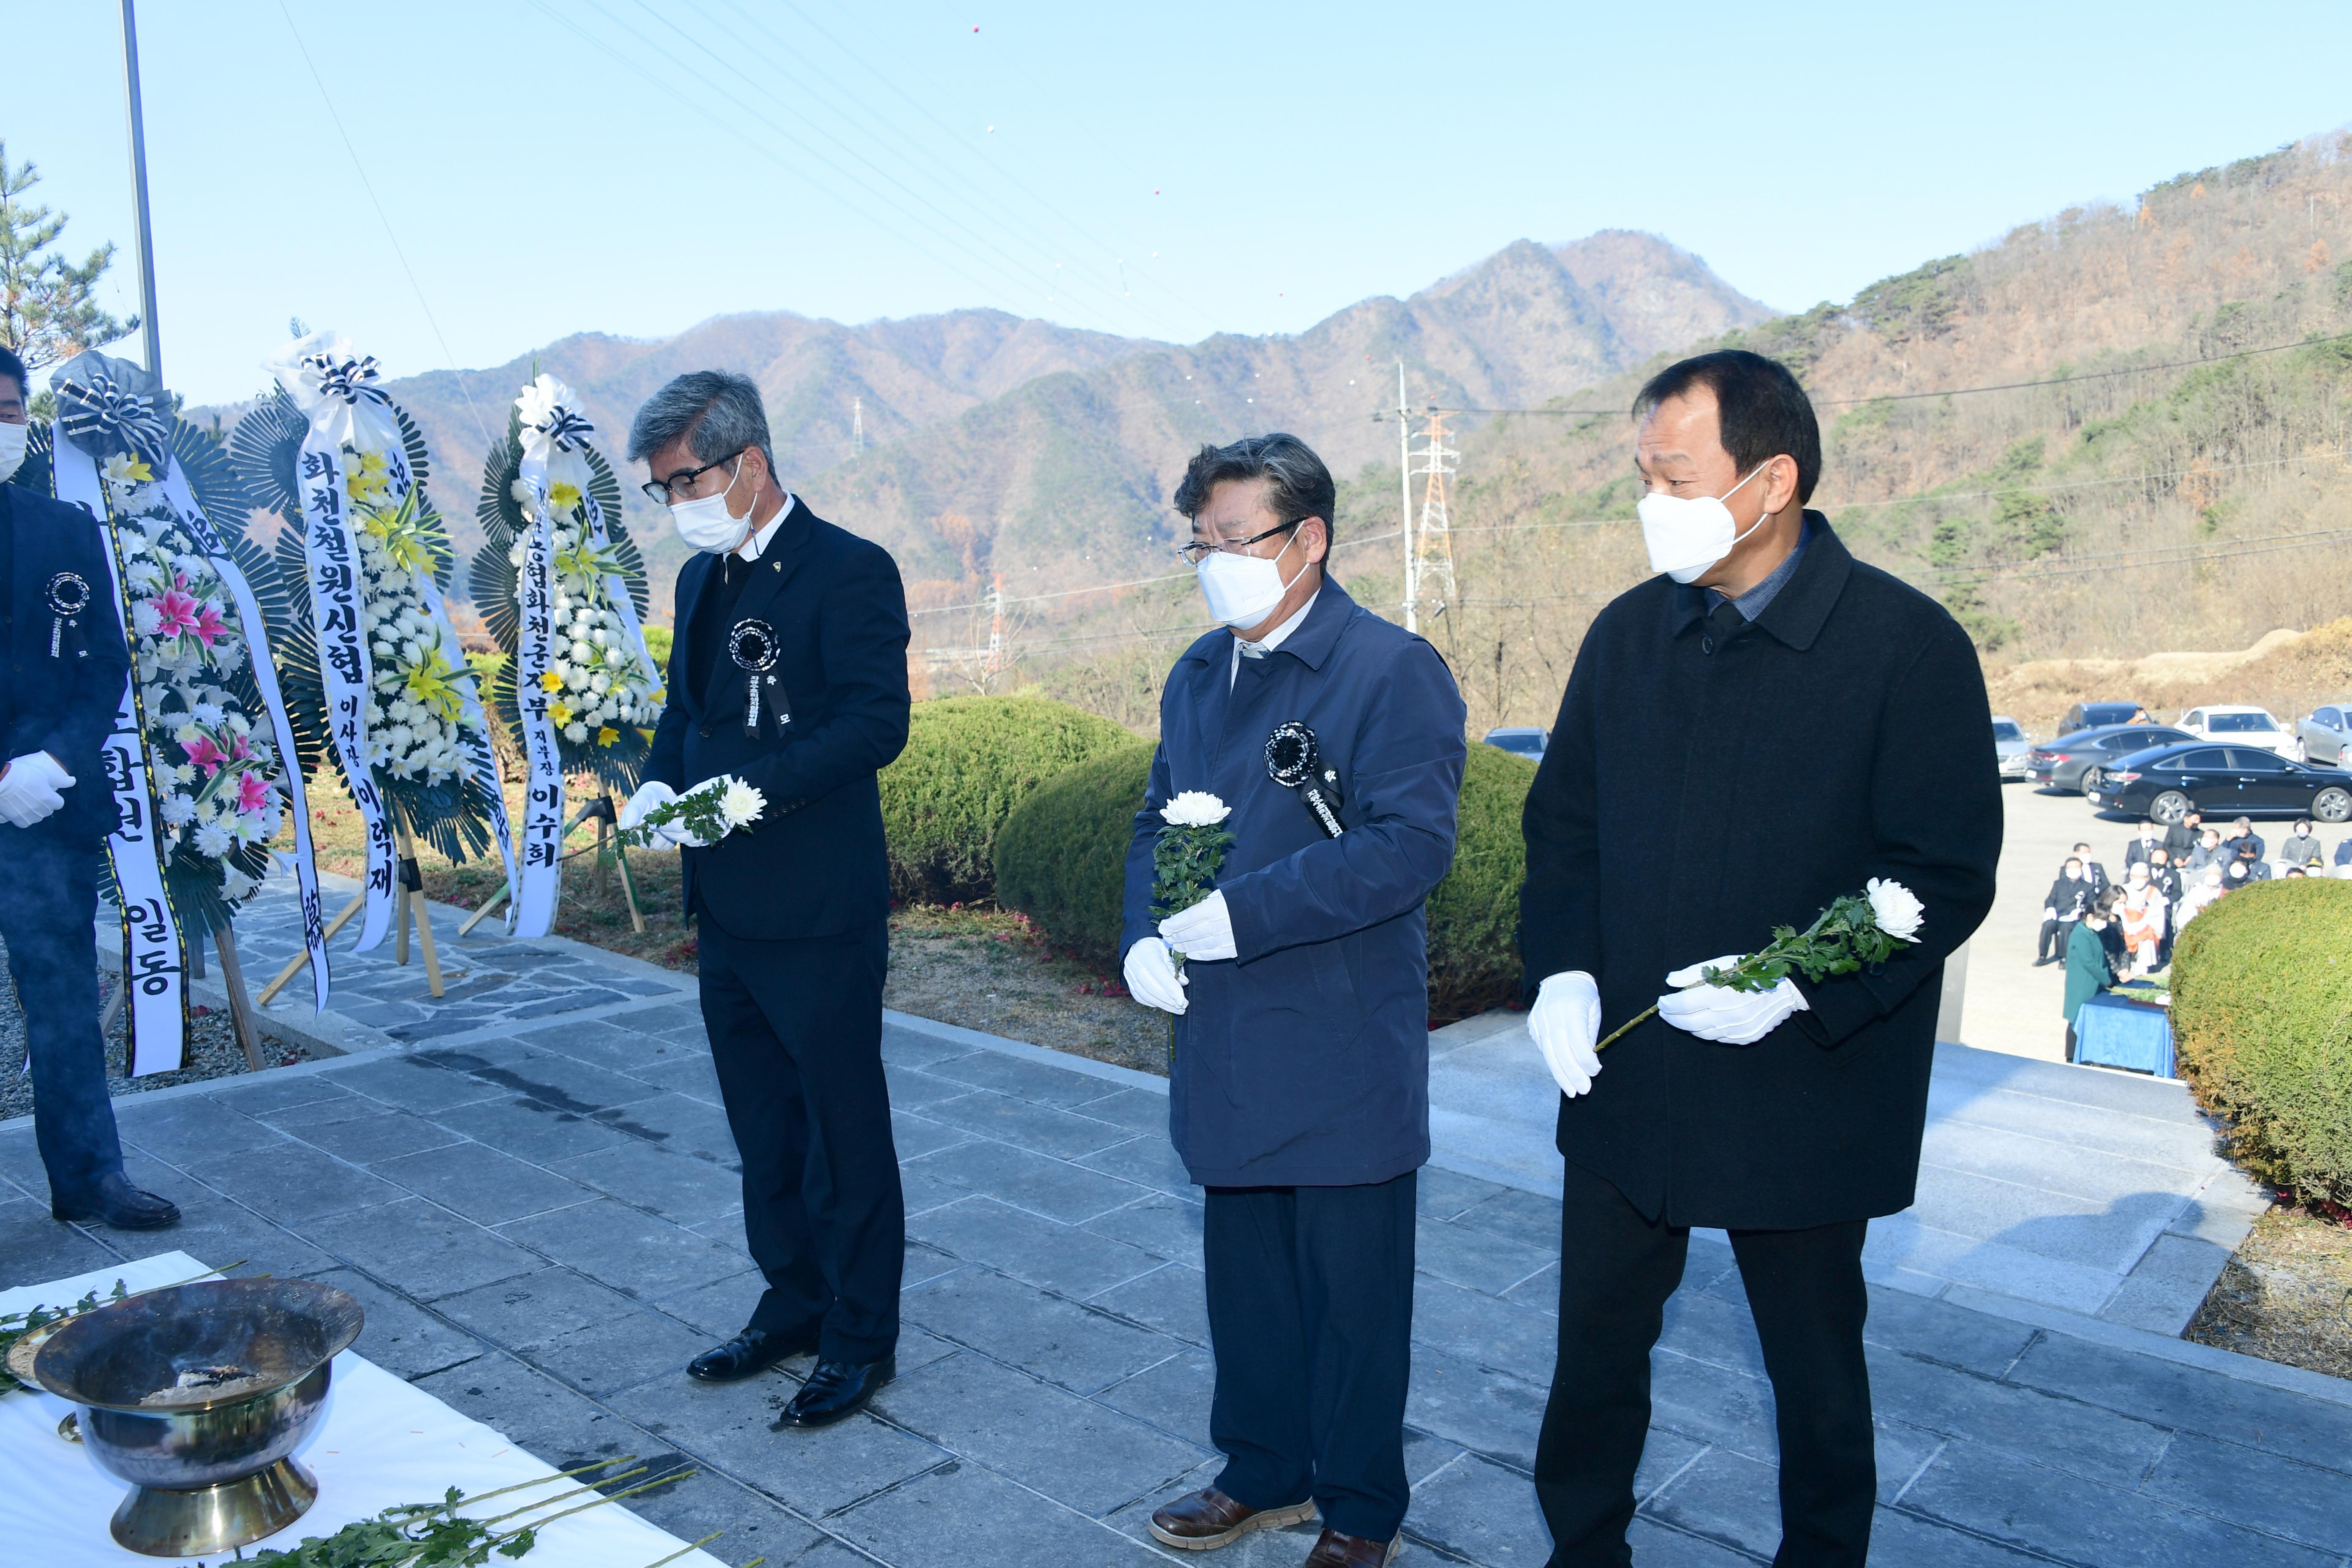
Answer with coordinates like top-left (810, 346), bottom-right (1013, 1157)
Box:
top-left (0, 1253), bottom-right (724, 1568)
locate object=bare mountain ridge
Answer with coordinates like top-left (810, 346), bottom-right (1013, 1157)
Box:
top-left (247, 230), bottom-right (1765, 609)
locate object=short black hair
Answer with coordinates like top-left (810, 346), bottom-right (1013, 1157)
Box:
top-left (0, 344), bottom-right (25, 400)
top-left (1172, 432), bottom-right (1337, 544)
top-left (1634, 348), bottom-right (1823, 504)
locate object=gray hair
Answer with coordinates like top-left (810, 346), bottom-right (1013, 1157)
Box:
top-left (1172, 432), bottom-right (1338, 544)
top-left (626, 370), bottom-right (777, 481)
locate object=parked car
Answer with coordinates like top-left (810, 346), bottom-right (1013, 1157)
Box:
top-left (2022, 724), bottom-right (2196, 794)
top-left (2295, 702), bottom-right (2351, 765)
top-left (1992, 716), bottom-right (2032, 780)
top-left (2058, 701), bottom-right (2147, 735)
top-left (2176, 705), bottom-right (2295, 757)
top-left (1484, 727), bottom-right (1547, 762)
top-left (2088, 743), bottom-right (2352, 824)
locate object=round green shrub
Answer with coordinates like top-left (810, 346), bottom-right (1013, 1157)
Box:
top-left (881, 695), bottom-right (1136, 906)
top-left (2170, 878), bottom-right (2352, 1208)
top-left (1427, 743), bottom-right (1537, 1021)
top-left (994, 736), bottom-right (1537, 1021)
top-left (994, 739), bottom-right (1157, 968)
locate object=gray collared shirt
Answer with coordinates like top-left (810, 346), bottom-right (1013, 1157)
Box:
top-left (1709, 516), bottom-right (1812, 621)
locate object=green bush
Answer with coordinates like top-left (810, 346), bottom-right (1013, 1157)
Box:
top-left (994, 738), bottom-right (1537, 1021)
top-left (880, 695), bottom-right (1136, 905)
top-left (2171, 879), bottom-right (2352, 1208)
top-left (994, 739), bottom-right (1157, 968)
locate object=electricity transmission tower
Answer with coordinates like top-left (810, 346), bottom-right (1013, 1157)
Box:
top-left (1407, 410), bottom-right (1459, 626)
top-left (852, 396), bottom-right (864, 455)
top-left (985, 574), bottom-right (1005, 674)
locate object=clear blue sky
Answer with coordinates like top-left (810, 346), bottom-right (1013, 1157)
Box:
top-left (15, 1), bottom-right (2352, 406)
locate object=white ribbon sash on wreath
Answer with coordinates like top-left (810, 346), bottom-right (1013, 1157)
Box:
top-left (509, 474), bottom-right (565, 939)
top-left (290, 431), bottom-right (398, 953)
top-left (151, 466), bottom-right (334, 1013)
top-left (413, 563), bottom-right (520, 920)
top-left (50, 436), bottom-right (187, 1075)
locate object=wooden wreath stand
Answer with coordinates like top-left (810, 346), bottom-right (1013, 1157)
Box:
top-left (454, 791), bottom-right (646, 938)
top-left (253, 797), bottom-right (447, 1006)
top-left (99, 921), bottom-right (269, 1073)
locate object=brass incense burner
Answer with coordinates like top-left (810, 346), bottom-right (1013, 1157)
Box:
top-left (32, 1278), bottom-right (364, 1557)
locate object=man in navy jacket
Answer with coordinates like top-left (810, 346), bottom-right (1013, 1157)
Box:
top-left (623, 372), bottom-right (911, 1428)
top-left (0, 346), bottom-right (179, 1230)
top-left (1123, 434), bottom-right (1465, 1568)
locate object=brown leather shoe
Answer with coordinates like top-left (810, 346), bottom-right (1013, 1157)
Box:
top-left (1304, 1526), bottom-right (1402, 1567)
top-left (1148, 1486), bottom-right (1316, 1550)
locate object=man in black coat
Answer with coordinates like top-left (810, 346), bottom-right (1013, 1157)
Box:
top-left (0, 347), bottom-right (179, 1229)
top-left (2035, 857), bottom-right (2096, 965)
top-left (621, 371), bottom-right (912, 1427)
top-left (1518, 351), bottom-right (2001, 1567)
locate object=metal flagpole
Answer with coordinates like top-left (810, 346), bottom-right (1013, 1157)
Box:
top-left (1397, 361), bottom-right (1415, 633)
top-left (120, 0), bottom-right (163, 381)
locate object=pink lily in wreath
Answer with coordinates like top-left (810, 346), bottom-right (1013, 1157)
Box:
top-left (236, 769), bottom-right (273, 814)
top-left (182, 732), bottom-right (228, 776)
top-left (152, 588), bottom-right (201, 640)
top-left (192, 603), bottom-right (231, 647)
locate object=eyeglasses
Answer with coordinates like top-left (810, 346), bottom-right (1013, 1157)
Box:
top-left (1175, 519), bottom-right (1299, 566)
top-left (640, 450), bottom-right (745, 505)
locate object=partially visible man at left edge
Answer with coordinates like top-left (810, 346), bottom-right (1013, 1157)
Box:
top-left (620, 371), bottom-right (912, 1427)
top-left (0, 344), bottom-right (180, 1230)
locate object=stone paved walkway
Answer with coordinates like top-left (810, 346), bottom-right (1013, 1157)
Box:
top-left (7, 975), bottom-right (2352, 1566)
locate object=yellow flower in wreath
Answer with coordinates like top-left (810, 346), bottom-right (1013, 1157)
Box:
top-left (549, 699), bottom-right (574, 727)
top-left (539, 670), bottom-right (565, 692)
top-left (347, 449), bottom-right (393, 506)
top-left (401, 645), bottom-right (468, 723)
top-left (548, 480), bottom-right (583, 512)
top-left (596, 726), bottom-right (619, 746)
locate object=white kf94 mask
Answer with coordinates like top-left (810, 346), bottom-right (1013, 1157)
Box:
top-left (1196, 527), bottom-right (1304, 629)
top-left (670, 460), bottom-right (761, 553)
top-left (1636, 463), bottom-right (1771, 584)
top-left (0, 420), bottom-right (28, 485)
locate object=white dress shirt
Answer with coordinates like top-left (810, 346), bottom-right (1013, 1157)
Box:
top-left (732, 493), bottom-right (797, 562)
top-left (1230, 590), bottom-right (1320, 689)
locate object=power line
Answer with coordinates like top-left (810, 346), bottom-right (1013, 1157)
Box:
top-left (274, 1), bottom-right (494, 448)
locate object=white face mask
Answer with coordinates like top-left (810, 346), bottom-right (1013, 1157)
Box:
top-left (1197, 526), bottom-right (1305, 629)
top-left (669, 458), bottom-right (760, 553)
top-left (0, 420), bottom-right (27, 485)
top-left (1636, 463), bottom-right (1771, 584)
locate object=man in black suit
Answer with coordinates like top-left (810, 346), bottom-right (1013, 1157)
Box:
top-left (0, 346), bottom-right (179, 1230)
top-left (621, 371), bottom-right (912, 1427)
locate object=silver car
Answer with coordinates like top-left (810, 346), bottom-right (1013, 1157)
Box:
top-left (1484, 727), bottom-right (1547, 762)
top-left (2297, 702), bottom-right (2351, 765)
top-left (1993, 716), bottom-right (2031, 780)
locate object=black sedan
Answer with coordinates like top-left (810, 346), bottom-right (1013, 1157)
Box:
top-left (2023, 724), bottom-right (2194, 795)
top-left (2088, 742), bottom-right (2352, 824)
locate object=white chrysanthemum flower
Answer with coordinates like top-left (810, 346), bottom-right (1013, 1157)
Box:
top-left (511, 477), bottom-right (535, 506)
top-left (719, 778), bottom-right (765, 829)
top-left (193, 821), bottom-right (235, 858)
top-left (563, 721), bottom-right (589, 742)
top-left (192, 700), bottom-right (223, 726)
top-left (161, 793), bottom-right (197, 825)
top-left (1865, 879), bottom-right (1926, 943)
top-left (131, 600), bottom-right (163, 637)
top-left (1160, 791), bottom-right (1231, 828)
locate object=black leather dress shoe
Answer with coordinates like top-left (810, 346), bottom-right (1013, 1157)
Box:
top-left (776, 1354), bottom-right (894, 1428)
top-left (687, 1326), bottom-right (817, 1383)
top-left (52, 1173), bottom-right (180, 1230)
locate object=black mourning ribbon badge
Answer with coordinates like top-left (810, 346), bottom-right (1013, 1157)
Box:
top-left (728, 618), bottom-right (785, 736)
top-left (46, 571), bottom-right (92, 659)
top-left (1266, 720), bottom-right (1345, 838)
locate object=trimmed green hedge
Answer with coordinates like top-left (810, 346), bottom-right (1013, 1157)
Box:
top-left (2171, 878), bottom-right (2352, 1208)
top-left (994, 738), bottom-right (1536, 1020)
top-left (880, 696), bottom-right (1136, 906)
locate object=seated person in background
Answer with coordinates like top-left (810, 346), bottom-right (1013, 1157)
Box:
top-left (2036, 858), bottom-right (2095, 966)
top-left (2176, 865), bottom-right (2227, 928)
top-left (2228, 816), bottom-right (2266, 862)
top-left (2182, 827), bottom-right (2224, 875)
top-left (2073, 841), bottom-right (2112, 896)
top-left (2231, 840), bottom-right (2270, 883)
top-left (2146, 846), bottom-right (2181, 903)
top-left (2122, 820), bottom-right (2162, 870)
top-left (2162, 810), bottom-right (2201, 862)
top-left (2285, 866), bottom-right (2309, 879)
top-left (2336, 838), bottom-right (2352, 868)
top-left (2118, 867), bottom-right (2166, 976)
top-left (2063, 901), bottom-right (2118, 1062)
top-left (2277, 818), bottom-right (2322, 870)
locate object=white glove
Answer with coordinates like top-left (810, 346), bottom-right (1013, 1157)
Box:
top-left (0, 751), bottom-right (73, 829)
top-left (1123, 936), bottom-right (1190, 1015)
top-left (1158, 890), bottom-right (1237, 962)
top-left (617, 779), bottom-right (706, 849)
top-left (1657, 954), bottom-right (1810, 1046)
top-left (1528, 971), bottom-right (1603, 1098)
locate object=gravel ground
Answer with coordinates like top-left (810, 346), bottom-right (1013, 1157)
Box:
top-left (2186, 1204), bottom-right (2352, 1380)
top-left (882, 905), bottom-right (1171, 1077)
top-left (0, 936), bottom-right (316, 1123)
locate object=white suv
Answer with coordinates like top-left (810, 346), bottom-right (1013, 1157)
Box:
top-left (2177, 705), bottom-right (2295, 757)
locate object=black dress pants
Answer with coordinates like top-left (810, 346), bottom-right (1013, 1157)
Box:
top-left (0, 830), bottom-right (125, 1203)
top-left (696, 914), bottom-right (902, 1364)
top-left (1203, 1171), bottom-right (1417, 1543)
top-left (2035, 918), bottom-right (2074, 963)
top-left (1535, 1160), bottom-right (1874, 1568)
